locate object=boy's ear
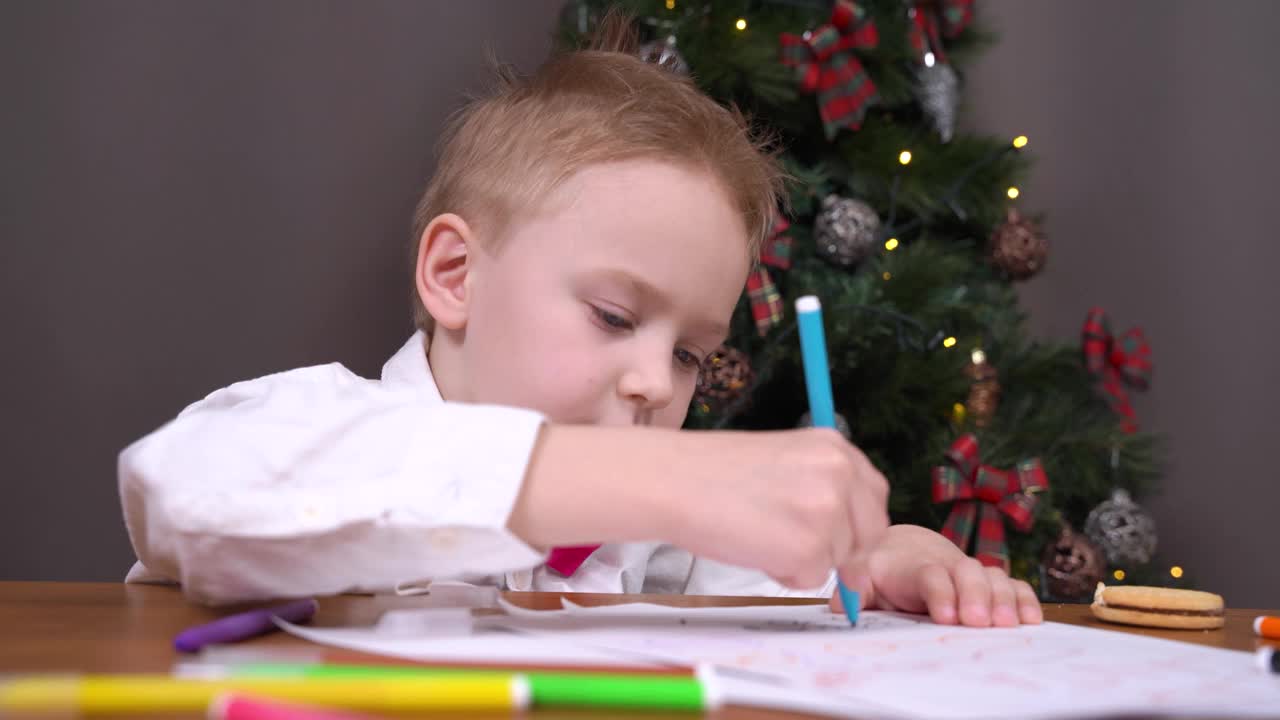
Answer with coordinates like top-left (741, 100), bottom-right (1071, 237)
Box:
top-left (414, 213), bottom-right (475, 331)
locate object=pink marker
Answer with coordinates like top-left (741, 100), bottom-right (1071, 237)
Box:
top-left (210, 694), bottom-right (375, 720)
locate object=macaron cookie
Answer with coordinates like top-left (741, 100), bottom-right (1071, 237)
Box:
top-left (1090, 582), bottom-right (1225, 630)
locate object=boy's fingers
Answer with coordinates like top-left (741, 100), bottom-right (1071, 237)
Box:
top-left (846, 444), bottom-right (890, 506)
top-left (1013, 579), bottom-right (1043, 624)
top-left (918, 563), bottom-right (957, 625)
top-left (844, 467), bottom-right (890, 554)
top-left (985, 566), bottom-right (1018, 627)
top-left (836, 556), bottom-right (874, 612)
top-left (952, 558), bottom-right (992, 627)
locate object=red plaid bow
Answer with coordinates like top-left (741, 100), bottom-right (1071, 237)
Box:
top-left (1082, 308), bottom-right (1152, 433)
top-left (779, 0), bottom-right (879, 139)
top-left (931, 434), bottom-right (1047, 571)
top-left (907, 0), bottom-right (974, 64)
top-left (745, 217), bottom-right (793, 336)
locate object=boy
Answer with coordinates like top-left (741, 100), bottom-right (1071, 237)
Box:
top-left (119, 19), bottom-right (1041, 629)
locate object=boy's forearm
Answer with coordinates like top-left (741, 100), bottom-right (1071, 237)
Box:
top-left (507, 424), bottom-right (699, 548)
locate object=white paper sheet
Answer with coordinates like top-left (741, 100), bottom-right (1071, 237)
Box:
top-left (279, 602), bottom-right (1280, 719)
top-left (275, 618), bottom-right (660, 669)
top-left (494, 603), bottom-right (1280, 719)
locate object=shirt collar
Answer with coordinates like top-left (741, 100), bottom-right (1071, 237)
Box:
top-left (380, 331), bottom-right (443, 403)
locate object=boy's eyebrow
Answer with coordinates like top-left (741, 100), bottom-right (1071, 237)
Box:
top-left (589, 268), bottom-right (730, 340)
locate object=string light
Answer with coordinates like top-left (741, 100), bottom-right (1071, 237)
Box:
top-left (1113, 569), bottom-right (1126, 581)
top-left (898, 150), bottom-right (913, 165)
top-left (1170, 566), bottom-right (1184, 578)
top-left (884, 237), bottom-right (899, 251)
top-left (952, 402), bottom-right (966, 423)
top-left (942, 336), bottom-right (957, 348)
top-left (735, 18), bottom-right (747, 31)
top-left (1012, 135), bottom-right (1028, 149)
top-left (882, 271), bottom-right (892, 281)
top-left (971, 349), bottom-right (986, 364)
top-left (1006, 186), bottom-right (1020, 199)
top-left (665, 0), bottom-right (676, 8)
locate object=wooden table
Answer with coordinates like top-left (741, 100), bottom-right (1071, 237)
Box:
top-left (1, 582), bottom-right (1274, 719)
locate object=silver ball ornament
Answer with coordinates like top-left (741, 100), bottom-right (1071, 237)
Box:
top-left (1084, 489), bottom-right (1158, 568)
top-left (638, 35), bottom-right (689, 75)
top-left (797, 411), bottom-right (852, 441)
top-left (814, 195), bottom-right (880, 268)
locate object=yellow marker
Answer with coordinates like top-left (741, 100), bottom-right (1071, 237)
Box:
top-left (0, 675), bottom-right (527, 714)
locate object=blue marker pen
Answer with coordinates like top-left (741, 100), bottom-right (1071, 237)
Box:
top-left (795, 295), bottom-right (860, 626)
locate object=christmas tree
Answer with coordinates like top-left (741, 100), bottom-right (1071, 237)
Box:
top-left (557, 0), bottom-right (1176, 598)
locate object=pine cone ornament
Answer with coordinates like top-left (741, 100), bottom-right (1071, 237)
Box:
top-left (814, 194), bottom-right (880, 267)
top-left (1041, 524), bottom-right (1106, 601)
top-left (990, 208), bottom-right (1049, 280)
top-left (694, 346), bottom-right (754, 410)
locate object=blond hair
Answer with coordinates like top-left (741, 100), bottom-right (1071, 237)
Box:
top-left (410, 12), bottom-right (785, 331)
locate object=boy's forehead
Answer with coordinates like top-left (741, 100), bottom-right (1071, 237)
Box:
top-left (535, 158), bottom-right (737, 221)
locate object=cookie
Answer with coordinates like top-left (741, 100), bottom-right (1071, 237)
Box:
top-left (1085, 576), bottom-right (1223, 627)
top-left (1090, 582), bottom-right (1225, 630)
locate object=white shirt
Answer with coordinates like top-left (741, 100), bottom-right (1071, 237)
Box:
top-left (120, 332), bottom-right (835, 604)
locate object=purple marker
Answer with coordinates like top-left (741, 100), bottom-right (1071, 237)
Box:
top-left (173, 598), bottom-right (318, 653)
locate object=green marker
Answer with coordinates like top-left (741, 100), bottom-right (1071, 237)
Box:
top-left (190, 662), bottom-right (717, 712)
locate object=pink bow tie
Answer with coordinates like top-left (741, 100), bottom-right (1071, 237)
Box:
top-left (545, 545), bottom-right (600, 576)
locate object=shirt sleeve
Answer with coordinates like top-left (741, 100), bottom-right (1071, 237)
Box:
top-left (118, 363), bottom-right (547, 605)
top-left (683, 557), bottom-right (837, 598)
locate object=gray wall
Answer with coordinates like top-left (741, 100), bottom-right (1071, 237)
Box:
top-left (965, 1), bottom-right (1280, 606)
top-left (4, 2), bottom-right (1277, 606)
top-left (0, 1), bottom-right (564, 581)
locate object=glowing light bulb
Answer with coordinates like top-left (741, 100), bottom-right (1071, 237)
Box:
top-left (885, 237), bottom-right (899, 251)
top-left (882, 271), bottom-right (892, 280)
top-left (971, 349), bottom-right (986, 364)
top-left (1113, 569), bottom-right (1126, 581)
top-left (1170, 566), bottom-right (1184, 578)
top-left (1013, 135), bottom-right (1028, 149)
top-left (898, 150), bottom-right (913, 165)
top-left (1006, 186), bottom-right (1020, 199)
top-left (735, 18), bottom-right (747, 31)
top-left (665, 0), bottom-right (675, 8)
top-left (942, 336), bottom-right (957, 348)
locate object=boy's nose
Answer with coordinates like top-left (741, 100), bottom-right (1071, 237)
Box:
top-left (617, 357), bottom-right (675, 412)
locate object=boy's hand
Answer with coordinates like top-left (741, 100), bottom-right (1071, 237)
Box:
top-left (513, 426), bottom-right (890, 590)
top-left (833, 524), bottom-right (1043, 626)
top-left (670, 427), bottom-right (891, 590)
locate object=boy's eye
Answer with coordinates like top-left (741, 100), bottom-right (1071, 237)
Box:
top-left (674, 348), bottom-right (701, 370)
top-left (591, 306), bottom-right (634, 331)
